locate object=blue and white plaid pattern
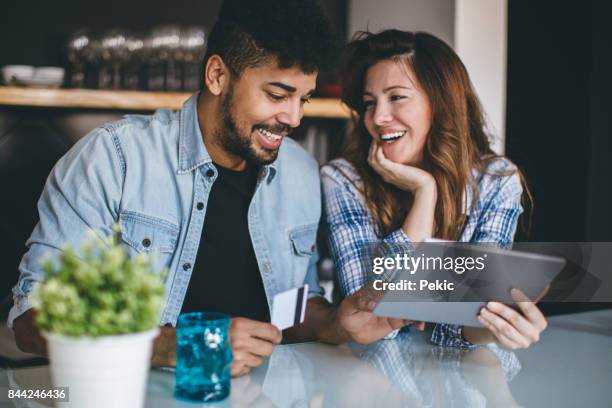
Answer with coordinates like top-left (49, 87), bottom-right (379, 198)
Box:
top-left (356, 330), bottom-right (522, 404)
top-left (321, 157), bottom-right (523, 347)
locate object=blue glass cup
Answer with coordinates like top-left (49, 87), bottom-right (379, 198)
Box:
top-left (174, 312), bottom-right (233, 403)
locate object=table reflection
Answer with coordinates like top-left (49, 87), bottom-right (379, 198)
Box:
top-left (3, 329), bottom-right (521, 408)
top-left (231, 328), bottom-right (522, 408)
top-left (351, 329), bottom-right (521, 407)
top-left (4, 310), bottom-right (611, 407)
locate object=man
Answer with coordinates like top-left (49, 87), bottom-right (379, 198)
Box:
top-left (10, 0), bottom-right (413, 377)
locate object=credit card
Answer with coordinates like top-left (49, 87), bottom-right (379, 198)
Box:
top-left (271, 285), bottom-right (308, 330)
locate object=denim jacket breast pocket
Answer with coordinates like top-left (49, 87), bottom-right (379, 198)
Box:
top-left (287, 223), bottom-right (318, 288)
top-left (119, 210), bottom-right (180, 273)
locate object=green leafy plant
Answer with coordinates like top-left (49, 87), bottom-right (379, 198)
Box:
top-left (32, 227), bottom-right (166, 337)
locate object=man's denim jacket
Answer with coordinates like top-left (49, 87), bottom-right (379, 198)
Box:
top-left (8, 93), bottom-right (323, 327)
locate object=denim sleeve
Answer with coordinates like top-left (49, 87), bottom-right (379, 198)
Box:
top-left (8, 127), bottom-right (125, 327)
top-left (305, 245), bottom-right (324, 299)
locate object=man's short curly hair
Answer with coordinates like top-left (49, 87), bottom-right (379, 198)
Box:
top-left (204, 0), bottom-right (335, 77)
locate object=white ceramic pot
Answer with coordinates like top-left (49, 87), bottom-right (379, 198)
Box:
top-left (44, 328), bottom-right (159, 408)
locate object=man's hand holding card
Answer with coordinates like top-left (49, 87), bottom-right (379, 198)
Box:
top-left (271, 285), bottom-right (308, 330)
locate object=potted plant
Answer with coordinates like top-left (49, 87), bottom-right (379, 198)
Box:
top-left (32, 227), bottom-right (166, 408)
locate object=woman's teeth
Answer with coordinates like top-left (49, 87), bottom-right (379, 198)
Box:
top-left (258, 128), bottom-right (282, 141)
top-left (380, 130), bottom-right (406, 142)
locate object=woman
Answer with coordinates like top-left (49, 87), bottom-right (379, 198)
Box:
top-left (322, 30), bottom-right (547, 349)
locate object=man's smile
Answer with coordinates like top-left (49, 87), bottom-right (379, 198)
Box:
top-left (255, 127), bottom-right (284, 149)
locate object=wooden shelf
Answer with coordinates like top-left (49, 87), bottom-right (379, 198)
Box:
top-left (0, 86), bottom-right (350, 119)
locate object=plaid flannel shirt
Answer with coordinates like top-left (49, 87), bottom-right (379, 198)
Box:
top-left (355, 329), bottom-right (522, 406)
top-left (321, 157), bottom-right (523, 348)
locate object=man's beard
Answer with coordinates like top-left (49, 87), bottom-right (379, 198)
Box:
top-left (217, 85), bottom-right (288, 166)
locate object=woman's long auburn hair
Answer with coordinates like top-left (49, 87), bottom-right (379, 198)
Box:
top-left (339, 30), bottom-right (531, 239)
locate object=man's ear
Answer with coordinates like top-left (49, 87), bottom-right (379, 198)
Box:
top-left (204, 55), bottom-right (229, 96)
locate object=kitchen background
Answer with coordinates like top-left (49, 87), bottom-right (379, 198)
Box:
top-left (1, 0), bottom-right (610, 316)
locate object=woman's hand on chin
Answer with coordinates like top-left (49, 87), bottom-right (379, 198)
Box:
top-left (367, 141), bottom-right (437, 241)
top-left (367, 140), bottom-right (436, 194)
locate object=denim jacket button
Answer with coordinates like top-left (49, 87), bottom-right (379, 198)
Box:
top-left (142, 238), bottom-right (151, 248)
top-left (183, 263), bottom-right (192, 271)
top-left (196, 202), bottom-right (204, 210)
top-left (206, 169), bottom-right (215, 178)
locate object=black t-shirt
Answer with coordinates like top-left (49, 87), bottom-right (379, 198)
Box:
top-left (180, 164), bottom-right (270, 322)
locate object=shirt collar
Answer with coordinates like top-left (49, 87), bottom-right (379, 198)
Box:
top-left (177, 92), bottom-right (278, 183)
top-left (178, 92), bottom-right (212, 174)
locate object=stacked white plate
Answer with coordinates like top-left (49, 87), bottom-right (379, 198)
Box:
top-left (1, 65), bottom-right (65, 87)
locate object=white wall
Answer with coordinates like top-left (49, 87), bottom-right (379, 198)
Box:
top-left (348, 0), bottom-right (455, 45)
top-left (454, 0), bottom-right (507, 154)
top-left (347, 0), bottom-right (508, 154)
